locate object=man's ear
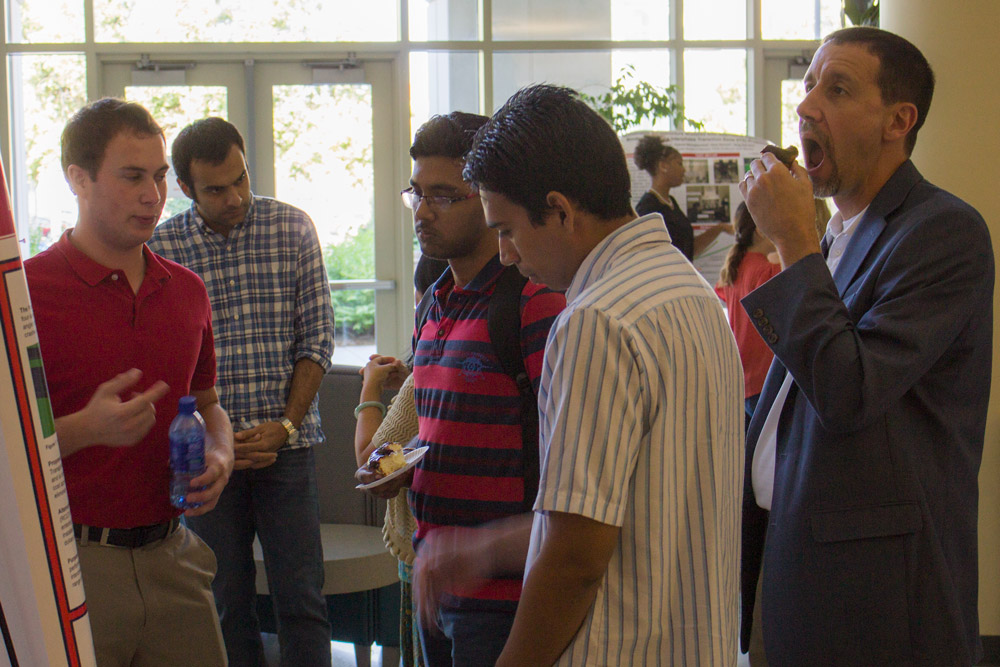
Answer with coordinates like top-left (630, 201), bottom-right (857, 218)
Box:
top-left (884, 101), bottom-right (918, 144)
top-left (65, 164), bottom-right (90, 197)
top-left (545, 191), bottom-right (576, 230)
top-left (178, 179), bottom-right (195, 201)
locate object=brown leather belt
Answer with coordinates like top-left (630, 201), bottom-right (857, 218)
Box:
top-left (73, 517), bottom-right (181, 548)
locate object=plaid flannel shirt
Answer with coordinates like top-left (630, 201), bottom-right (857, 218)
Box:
top-left (148, 196), bottom-right (335, 448)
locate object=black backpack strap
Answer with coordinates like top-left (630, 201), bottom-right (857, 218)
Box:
top-left (487, 266), bottom-right (539, 513)
top-left (412, 285), bottom-right (435, 357)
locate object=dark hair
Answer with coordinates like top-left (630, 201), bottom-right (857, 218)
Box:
top-left (171, 117), bottom-right (246, 191)
top-left (414, 254), bottom-right (449, 295)
top-left (633, 134), bottom-right (680, 177)
top-left (61, 98), bottom-right (163, 179)
top-left (410, 112), bottom-right (490, 161)
top-left (718, 202), bottom-right (757, 287)
top-left (464, 84), bottom-right (633, 225)
top-left (823, 27), bottom-right (934, 155)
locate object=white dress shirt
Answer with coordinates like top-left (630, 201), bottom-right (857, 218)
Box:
top-left (751, 206), bottom-right (868, 510)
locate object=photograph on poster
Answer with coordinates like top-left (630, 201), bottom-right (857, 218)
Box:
top-left (714, 158), bottom-right (740, 183)
top-left (686, 185), bottom-right (731, 223)
top-left (683, 159), bottom-right (709, 183)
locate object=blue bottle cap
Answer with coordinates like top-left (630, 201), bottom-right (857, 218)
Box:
top-left (178, 395), bottom-right (197, 413)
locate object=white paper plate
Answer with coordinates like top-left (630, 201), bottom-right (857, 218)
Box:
top-left (355, 446), bottom-right (428, 490)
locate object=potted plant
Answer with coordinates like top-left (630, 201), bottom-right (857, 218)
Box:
top-left (581, 65), bottom-right (704, 134)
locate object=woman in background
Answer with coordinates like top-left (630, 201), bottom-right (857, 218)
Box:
top-left (715, 202), bottom-right (781, 428)
top-left (353, 254), bottom-right (448, 667)
top-left (633, 134), bottom-right (723, 260)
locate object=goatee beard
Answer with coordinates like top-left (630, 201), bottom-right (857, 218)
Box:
top-left (811, 178), bottom-right (839, 198)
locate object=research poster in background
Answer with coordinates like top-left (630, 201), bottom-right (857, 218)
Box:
top-left (622, 131), bottom-right (770, 285)
top-left (0, 160), bottom-right (95, 666)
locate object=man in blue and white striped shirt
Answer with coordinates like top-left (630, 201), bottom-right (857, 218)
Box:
top-left (465, 85), bottom-right (744, 666)
top-left (148, 118), bottom-right (335, 666)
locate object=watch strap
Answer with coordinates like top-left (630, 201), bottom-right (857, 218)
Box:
top-left (279, 417), bottom-right (299, 443)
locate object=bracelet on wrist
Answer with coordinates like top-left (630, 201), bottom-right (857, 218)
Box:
top-left (354, 401), bottom-right (387, 419)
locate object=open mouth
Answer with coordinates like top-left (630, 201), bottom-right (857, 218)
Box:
top-left (802, 138), bottom-right (826, 171)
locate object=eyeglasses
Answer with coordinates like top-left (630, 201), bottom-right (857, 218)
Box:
top-left (401, 187), bottom-right (478, 212)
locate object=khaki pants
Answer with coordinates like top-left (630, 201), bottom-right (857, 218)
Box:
top-left (77, 524), bottom-right (227, 667)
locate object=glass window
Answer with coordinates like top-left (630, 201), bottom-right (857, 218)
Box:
top-left (493, 49), bottom-right (672, 117)
top-left (684, 0), bottom-right (746, 40)
top-left (762, 0), bottom-right (841, 40)
top-left (492, 0), bottom-right (671, 41)
top-left (683, 49), bottom-right (747, 134)
top-left (494, 51), bottom-right (611, 107)
top-left (272, 84), bottom-right (375, 365)
top-left (123, 86), bottom-right (228, 220)
top-left (93, 0), bottom-right (397, 42)
top-left (6, 0), bottom-right (85, 43)
top-left (8, 53), bottom-right (87, 256)
top-left (409, 0), bottom-right (480, 41)
top-left (409, 51), bottom-right (481, 138)
top-left (781, 78), bottom-right (805, 161)
top-left (493, 0), bottom-right (612, 41)
top-left (611, 0), bottom-right (670, 41)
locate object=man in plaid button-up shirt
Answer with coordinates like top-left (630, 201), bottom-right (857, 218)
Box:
top-left (149, 117), bottom-right (335, 667)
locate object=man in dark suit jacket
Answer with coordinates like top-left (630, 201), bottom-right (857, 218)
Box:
top-left (739, 27), bottom-right (993, 665)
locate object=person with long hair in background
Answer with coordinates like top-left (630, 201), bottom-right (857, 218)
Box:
top-left (715, 202), bottom-right (781, 429)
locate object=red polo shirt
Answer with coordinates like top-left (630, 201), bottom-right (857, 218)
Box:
top-left (714, 251), bottom-right (781, 398)
top-left (410, 255), bottom-right (565, 609)
top-left (24, 231), bottom-right (216, 527)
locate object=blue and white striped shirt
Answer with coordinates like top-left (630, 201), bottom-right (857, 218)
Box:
top-left (527, 214), bottom-right (744, 666)
top-left (148, 196), bottom-right (335, 447)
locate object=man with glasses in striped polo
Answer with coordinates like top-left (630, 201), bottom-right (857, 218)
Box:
top-left (359, 112), bottom-right (565, 666)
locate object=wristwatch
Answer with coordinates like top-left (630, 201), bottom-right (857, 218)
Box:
top-left (279, 417), bottom-right (300, 445)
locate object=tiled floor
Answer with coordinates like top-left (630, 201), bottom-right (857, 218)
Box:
top-left (262, 634), bottom-right (385, 667)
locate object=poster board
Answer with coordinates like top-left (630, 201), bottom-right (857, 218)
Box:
top-left (0, 160), bottom-right (96, 666)
top-left (622, 131), bottom-right (771, 285)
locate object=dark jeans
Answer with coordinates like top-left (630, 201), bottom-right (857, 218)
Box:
top-left (419, 604), bottom-right (517, 667)
top-left (185, 447), bottom-right (331, 667)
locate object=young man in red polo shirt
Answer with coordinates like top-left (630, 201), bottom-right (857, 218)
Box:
top-left (24, 98), bottom-right (234, 666)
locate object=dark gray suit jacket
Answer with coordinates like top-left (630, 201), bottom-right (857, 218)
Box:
top-left (740, 161), bottom-right (993, 665)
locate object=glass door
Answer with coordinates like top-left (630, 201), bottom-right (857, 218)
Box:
top-left (762, 54), bottom-right (809, 158)
top-left (101, 56), bottom-right (401, 365)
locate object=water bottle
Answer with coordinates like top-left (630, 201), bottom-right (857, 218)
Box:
top-left (169, 395), bottom-right (206, 509)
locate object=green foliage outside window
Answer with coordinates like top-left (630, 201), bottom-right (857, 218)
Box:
top-left (324, 223), bottom-right (376, 339)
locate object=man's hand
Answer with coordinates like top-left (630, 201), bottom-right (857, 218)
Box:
top-left (413, 526), bottom-right (495, 632)
top-left (360, 355), bottom-right (410, 396)
top-left (232, 421), bottom-right (286, 470)
top-left (55, 368), bottom-right (170, 456)
top-left (740, 152), bottom-right (821, 268)
top-left (84, 368), bottom-right (169, 445)
top-left (183, 444), bottom-right (234, 516)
